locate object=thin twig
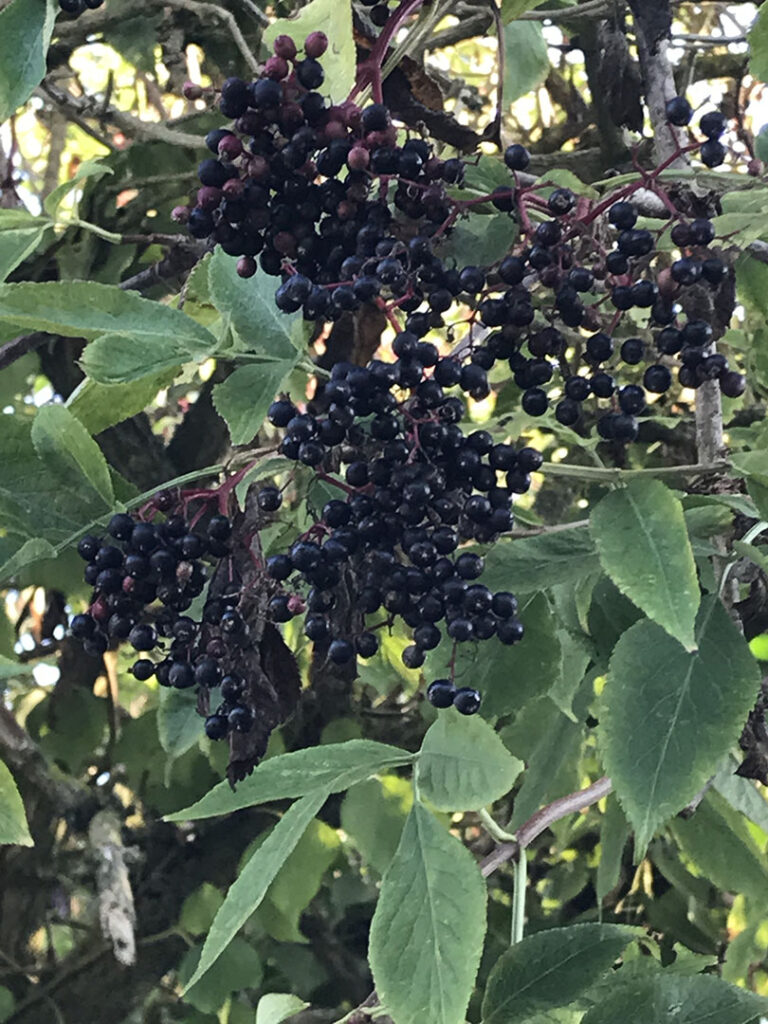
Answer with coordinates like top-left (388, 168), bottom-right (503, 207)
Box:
top-left (161, 0), bottom-right (260, 75)
top-left (479, 776), bottom-right (613, 877)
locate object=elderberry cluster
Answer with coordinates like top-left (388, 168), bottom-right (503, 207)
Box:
top-left (69, 506), bottom-right (260, 743)
top-left (258, 336), bottom-right (538, 714)
top-left (179, 31), bottom-right (470, 322)
top-left (58, 0), bottom-right (103, 16)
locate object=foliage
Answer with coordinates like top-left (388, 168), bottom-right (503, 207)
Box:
top-left (1, 2), bottom-right (768, 1024)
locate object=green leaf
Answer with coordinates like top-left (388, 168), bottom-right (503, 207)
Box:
top-left (580, 972), bottom-right (768, 1024)
top-left (599, 596), bottom-right (761, 855)
top-left (481, 593), bottom-right (563, 717)
top-left (0, 760), bottom-right (32, 846)
top-left (157, 688), bottom-right (201, 763)
top-left (591, 480), bottom-right (700, 651)
top-left (749, 4), bottom-right (768, 84)
top-left (259, 817), bottom-right (341, 942)
top-left (340, 775), bottom-right (413, 874)
top-left (507, 701), bottom-right (583, 832)
top-left (0, 655), bottom-right (34, 681)
top-left (31, 404), bottom-right (114, 509)
top-left (369, 801), bottom-right (486, 1024)
top-left (442, 215), bottom-right (518, 268)
top-left (179, 937), bottom-right (262, 1013)
top-left (213, 361), bottom-right (300, 446)
top-left (503, 21), bottom-right (549, 104)
top-left (165, 740), bottom-right (415, 821)
top-left (44, 159), bottom-right (113, 218)
top-left (180, 883), bottom-right (224, 937)
top-left (669, 790), bottom-right (768, 904)
top-left (0, 282), bottom-right (216, 382)
top-left (416, 710), bottom-right (523, 811)
top-left (67, 369), bottom-right (175, 434)
top-left (0, 209), bottom-right (50, 283)
top-left (481, 924), bottom-right (637, 1024)
top-left (263, 0), bottom-right (355, 102)
top-left (713, 756), bottom-right (768, 834)
top-left (0, 985), bottom-right (14, 1023)
top-left (0, 538), bottom-right (56, 587)
top-left (184, 793), bottom-right (325, 989)
top-left (481, 527), bottom-right (599, 593)
top-left (0, 0), bottom-right (56, 123)
top-left (596, 795), bottom-right (630, 905)
top-left (255, 994), bottom-right (309, 1024)
top-left (501, 0), bottom-right (552, 24)
top-left (208, 249), bottom-right (304, 360)
top-left (80, 334), bottom-right (207, 384)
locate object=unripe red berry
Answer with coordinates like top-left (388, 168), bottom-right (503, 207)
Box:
top-left (273, 34), bottom-right (297, 60)
top-left (182, 81), bottom-right (203, 101)
top-left (304, 31), bottom-right (328, 58)
top-left (287, 594), bottom-right (305, 614)
top-left (197, 186), bottom-right (222, 210)
top-left (237, 256), bottom-right (257, 278)
top-left (171, 205), bottom-right (189, 223)
top-left (347, 146), bottom-right (370, 171)
top-left (222, 177), bottom-right (244, 197)
top-left (264, 56), bottom-right (289, 80)
top-left (218, 134), bottom-right (243, 159)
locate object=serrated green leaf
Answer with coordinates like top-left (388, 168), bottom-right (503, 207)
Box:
top-left (481, 528), bottom-right (599, 593)
top-left (165, 740), bottom-right (415, 821)
top-left (208, 249), bottom-right (304, 360)
top-left (0, 209), bottom-right (50, 283)
top-left (0, 0), bottom-right (56, 123)
top-left (591, 480), bottom-right (700, 650)
top-left (66, 369), bottom-right (176, 434)
top-left (340, 775), bottom-right (413, 874)
top-left (580, 972), bottom-right (768, 1024)
top-left (416, 710), bottom-right (522, 811)
top-left (44, 159), bottom-right (113, 218)
top-left (713, 755), bottom-right (768, 834)
top-left (263, 0), bottom-right (355, 102)
top-left (0, 760), bottom-right (32, 846)
top-left (503, 21), bottom-right (549, 104)
top-left (31, 404), bottom-right (114, 509)
top-left (369, 801), bottom-right (486, 1024)
top-left (255, 994), bottom-right (309, 1024)
top-left (482, 923), bottom-right (637, 1024)
top-left (670, 790), bottom-right (768, 905)
top-left (596, 795), bottom-right (629, 905)
top-left (184, 793), bottom-right (325, 990)
top-left (213, 361), bottom-right (299, 446)
top-left (0, 282), bottom-right (216, 383)
top-left (80, 334), bottom-right (204, 384)
top-left (599, 596), bottom-right (761, 855)
top-left (0, 538), bottom-right (56, 587)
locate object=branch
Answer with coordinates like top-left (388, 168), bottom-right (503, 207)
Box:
top-left (479, 776), bottom-right (614, 877)
top-left (39, 80), bottom-right (204, 150)
top-left (161, 0), bottom-right (260, 75)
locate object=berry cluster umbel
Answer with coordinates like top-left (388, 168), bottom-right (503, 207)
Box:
top-left (70, 504), bottom-right (262, 743)
top-left (259, 333), bottom-right (539, 714)
top-left (178, 66), bottom-right (744, 445)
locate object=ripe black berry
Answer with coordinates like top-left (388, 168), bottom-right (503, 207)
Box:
top-left (453, 687), bottom-right (481, 715)
top-left (427, 679), bottom-right (456, 709)
top-left (665, 95), bottom-right (693, 126)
